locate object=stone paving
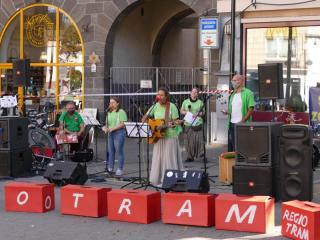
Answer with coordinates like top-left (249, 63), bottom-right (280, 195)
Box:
top-left (0, 136), bottom-right (319, 240)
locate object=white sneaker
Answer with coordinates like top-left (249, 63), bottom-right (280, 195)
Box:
top-left (108, 168), bottom-right (113, 173)
top-left (115, 169), bottom-right (123, 176)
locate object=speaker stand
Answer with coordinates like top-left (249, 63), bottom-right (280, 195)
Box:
top-left (271, 99), bottom-right (276, 122)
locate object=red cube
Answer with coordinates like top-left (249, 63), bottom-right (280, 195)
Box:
top-left (60, 185), bottom-right (111, 217)
top-left (162, 192), bottom-right (216, 227)
top-left (282, 200), bottom-right (320, 240)
top-left (5, 182), bottom-right (55, 213)
top-left (107, 189), bottom-right (161, 224)
top-left (215, 193), bottom-right (274, 233)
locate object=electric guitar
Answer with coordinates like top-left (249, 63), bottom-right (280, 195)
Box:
top-left (147, 118), bottom-right (184, 144)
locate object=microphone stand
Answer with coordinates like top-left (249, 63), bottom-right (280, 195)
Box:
top-left (135, 99), bottom-right (159, 191)
top-left (121, 97), bottom-right (148, 188)
top-left (201, 94), bottom-right (216, 184)
top-left (186, 94), bottom-right (215, 184)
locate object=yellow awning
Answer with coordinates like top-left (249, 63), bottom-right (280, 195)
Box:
top-left (265, 27), bottom-right (297, 39)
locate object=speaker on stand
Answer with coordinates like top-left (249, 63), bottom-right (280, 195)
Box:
top-left (258, 63), bottom-right (283, 121)
top-left (258, 63), bottom-right (283, 100)
top-left (13, 59), bottom-right (31, 86)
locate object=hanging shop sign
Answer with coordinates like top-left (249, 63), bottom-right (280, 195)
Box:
top-left (199, 17), bottom-right (219, 49)
top-left (25, 14), bottom-right (54, 47)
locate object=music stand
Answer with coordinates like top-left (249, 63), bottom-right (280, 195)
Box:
top-left (121, 122), bottom-right (151, 189)
top-left (80, 112), bottom-right (102, 161)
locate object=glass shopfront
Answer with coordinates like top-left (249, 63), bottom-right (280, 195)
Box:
top-left (244, 23), bottom-right (320, 112)
top-left (0, 4), bottom-right (84, 110)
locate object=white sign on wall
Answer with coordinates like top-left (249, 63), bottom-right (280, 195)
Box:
top-left (140, 80), bottom-right (152, 89)
top-left (199, 17), bottom-right (219, 49)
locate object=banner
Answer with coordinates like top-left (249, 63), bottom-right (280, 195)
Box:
top-left (309, 87), bottom-right (320, 132)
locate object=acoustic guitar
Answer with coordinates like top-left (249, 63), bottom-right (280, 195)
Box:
top-left (147, 118), bottom-right (183, 144)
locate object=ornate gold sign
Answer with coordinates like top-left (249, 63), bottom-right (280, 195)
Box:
top-left (26, 14), bottom-right (54, 47)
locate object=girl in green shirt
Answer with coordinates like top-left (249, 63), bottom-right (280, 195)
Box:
top-left (103, 97), bottom-right (128, 176)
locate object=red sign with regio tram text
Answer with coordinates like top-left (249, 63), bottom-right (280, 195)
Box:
top-left (5, 182), bottom-right (55, 213)
top-left (60, 185), bottom-right (111, 217)
top-left (282, 200), bottom-right (320, 240)
top-left (162, 192), bottom-right (216, 227)
top-left (107, 189), bottom-right (161, 224)
top-left (215, 194), bottom-right (275, 233)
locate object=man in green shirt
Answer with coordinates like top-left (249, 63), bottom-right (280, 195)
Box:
top-left (58, 101), bottom-right (85, 152)
top-left (181, 87), bottom-right (204, 162)
top-left (223, 74), bottom-right (255, 151)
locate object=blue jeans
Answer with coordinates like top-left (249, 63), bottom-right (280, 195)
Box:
top-left (107, 129), bottom-right (126, 170)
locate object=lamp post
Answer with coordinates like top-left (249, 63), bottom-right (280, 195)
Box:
top-left (230, 0), bottom-right (236, 80)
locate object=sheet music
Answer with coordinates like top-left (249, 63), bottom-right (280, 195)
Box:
top-left (124, 122), bottom-right (152, 138)
top-left (0, 96), bottom-right (17, 108)
top-left (183, 111), bottom-right (200, 126)
top-left (80, 108), bottom-right (100, 126)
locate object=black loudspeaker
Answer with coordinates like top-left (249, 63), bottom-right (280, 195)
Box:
top-left (70, 148), bottom-right (93, 162)
top-left (278, 124), bottom-right (313, 201)
top-left (0, 117), bottom-right (29, 150)
top-left (235, 122), bottom-right (282, 166)
top-left (13, 59), bottom-right (30, 86)
top-left (232, 165), bottom-right (273, 196)
top-left (162, 170), bottom-right (209, 193)
top-left (43, 161), bottom-right (88, 186)
top-left (258, 63), bottom-right (283, 99)
top-left (0, 148), bottom-right (32, 177)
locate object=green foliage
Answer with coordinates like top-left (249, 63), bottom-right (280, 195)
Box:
top-left (69, 69), bottom-right (82, 90)
top-left (223, 152), bottom-right (236, 159)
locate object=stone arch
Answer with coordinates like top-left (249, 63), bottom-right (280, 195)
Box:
top-left (151, 8), bottom-right (195, 67)
top-left (0, 0), bottom-right (214, 109)
top-left (103, 0), bottom-right (213, 83)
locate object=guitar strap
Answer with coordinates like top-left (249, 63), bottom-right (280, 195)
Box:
top-left (164, 102), bottom-right (170, 125)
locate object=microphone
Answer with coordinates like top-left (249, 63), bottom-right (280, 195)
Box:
top-left (188, 105), bottom-right (191, 110)
top-left (154, 95), bottom-right (160, 103)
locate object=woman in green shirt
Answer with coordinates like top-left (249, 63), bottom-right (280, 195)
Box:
top-left (142, 87), bottom-right (184, 186)
top-left (180, 87), bottom-right (204, 162)
top-left (103, 97), bottom-right (128, 176)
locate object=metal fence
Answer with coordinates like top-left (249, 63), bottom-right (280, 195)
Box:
top-left (110, 67), bottom-right (205, 122)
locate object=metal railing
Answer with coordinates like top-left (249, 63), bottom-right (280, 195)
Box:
top-left (110, 67), bottom-right (206, 122)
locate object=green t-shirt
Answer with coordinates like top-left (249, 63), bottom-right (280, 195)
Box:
top-left (181, 98), bottom-right (204, 126)
top-left (228, 87), bottom-right (255, 126)
top-left (148, 102), bottom-right (182, 138)
top-left (59, 111), bottom-right (84, 132)
top-left (106, 109), bottom-right (128, 128)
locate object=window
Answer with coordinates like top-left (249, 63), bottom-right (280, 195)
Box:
top-left (0, 3), bottom-right (84, 109)
top-left (245, 25), bottom-right (320, 112)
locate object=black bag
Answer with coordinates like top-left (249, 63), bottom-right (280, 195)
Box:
top-left (191, 124), bottom-right (202, 131)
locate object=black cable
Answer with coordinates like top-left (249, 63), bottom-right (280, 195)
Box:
top-left (255, 0), bottom-right (316, 6)
top-left (224, 3), bottom-right (254, 25)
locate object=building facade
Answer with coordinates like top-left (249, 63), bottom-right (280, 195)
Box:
top-left (0, 0), bottom-right (217, 116)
